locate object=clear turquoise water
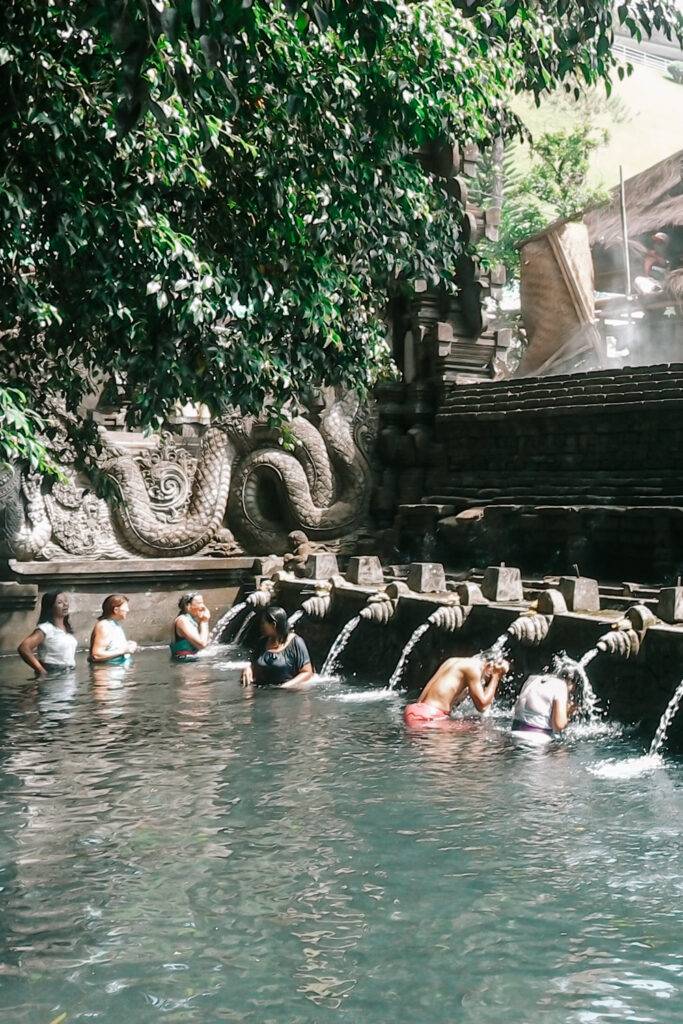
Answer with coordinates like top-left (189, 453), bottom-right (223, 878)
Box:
top-left (0, 649), bottom-right (681, 1023)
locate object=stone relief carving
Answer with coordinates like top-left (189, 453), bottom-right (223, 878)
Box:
top-left (0, 391), bottom-right (377, 560)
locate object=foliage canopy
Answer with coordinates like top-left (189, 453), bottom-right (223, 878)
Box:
top-left (0, 0), bottom-right (681, 454)
top-left (481, 124), bottom-right (611, 277)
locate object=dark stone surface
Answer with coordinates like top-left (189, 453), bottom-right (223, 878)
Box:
top-left (346, 556), bottom-right (384, 587)
top-left (407, 562), bottom-right (446, 593)
top-left (559, 576), bottom-right (600, 613)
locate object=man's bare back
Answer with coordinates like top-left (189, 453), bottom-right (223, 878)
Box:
top-left (417, 657), bottom-right (485, 713)
top-left (404, 655), bottom-right (509, 727)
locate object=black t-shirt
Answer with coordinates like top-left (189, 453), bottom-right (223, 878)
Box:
top-left (253, 635), bottom-right (311, 686)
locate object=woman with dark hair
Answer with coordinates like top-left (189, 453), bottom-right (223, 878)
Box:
top-left (241, 605), bottom-right (314, 689)
top-left (89, 594), bottom-right (137, 665)
top-left (170, 592), bottom-right (211, 660)
top-left (18, 591), bottom-right (78, 676)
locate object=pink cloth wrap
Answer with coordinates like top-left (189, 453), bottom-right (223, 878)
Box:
top-left (403, 701), bottom-right (450, 727)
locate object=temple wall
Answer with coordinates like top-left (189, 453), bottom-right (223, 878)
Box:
top-left (0, 559), bottom-right (256, 653)
top-left (391, 363), bottom-right (683, 580)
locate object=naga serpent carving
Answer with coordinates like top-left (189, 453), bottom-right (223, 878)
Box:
top-left (100, 426), bottom-right (237, 557)
top-left (228, 393), bottom-right (375, 554)
top-left (0, 392), bottom-right (375, 559)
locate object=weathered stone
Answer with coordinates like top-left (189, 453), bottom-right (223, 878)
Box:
top-left (454, 581), bottom-right (487, 606)
top-left (385, 580), bottom-right (409, 598)
top-left (624, 603), bottom-right (656, 635)
top-left (407, 562), bottom-right (447, 594)
top-left (300, 553), bottom-right (340, 580)
top-left (559, 576), bottom-right (600, 612)
top-left (346, 556), bottom-right (384, 587)
top-left (482, 565), bottom-right (523, 603)
top-left (0, 390), bottom-right (374, 562)
top-left (656, 587), bottom-right (683, 625)
top-left (536, 588), bottom-right (567, 615)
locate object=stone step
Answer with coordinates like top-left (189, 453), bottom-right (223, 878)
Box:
top-left (437, 396), bottom-right (683, 421)
top-left (440, 386), bottom-right (683, 414)
top-left (437, 363), bottom-right (683, 400)
top-left (424, 493), bottom-right (683, 508)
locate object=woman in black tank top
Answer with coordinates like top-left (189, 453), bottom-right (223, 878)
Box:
top-left (241, 606), bottom-right (314, 689)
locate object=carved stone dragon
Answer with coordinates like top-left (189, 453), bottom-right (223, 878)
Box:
top-left (0, 391), bottom-right (376, 560)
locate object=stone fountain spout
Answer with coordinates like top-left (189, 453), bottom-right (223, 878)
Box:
top-left (595, 603), bottom-right (656, 660)
top-left (246, 580), bottom-right (276, 609)
top-left (359, 592), bottom-right (397, 626)
top-left (596, 627), bottom-right (640, 659)
top-left (301, 588), bottom-right (333, 620)
top-left (507, 612), bottom-right (552, 646)
top-left (428, 601), bottom-right (472, 633)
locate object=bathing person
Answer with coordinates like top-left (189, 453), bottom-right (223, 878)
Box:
top-left (241, 606), bottom-right (314, 689)
top-left (511, 663), bottom-right (578, 738)
top-left (18, 591), bottom-right (78, 676)
top-left (404, 655), bottom-right (510, 727)
top-left (89, 595), bottom-right (137, 665)
top-left (170, 592), bottom-right (211, 660)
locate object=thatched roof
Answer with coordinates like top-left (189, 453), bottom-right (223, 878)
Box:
top-left (585, 149), bottom-right (683, 248)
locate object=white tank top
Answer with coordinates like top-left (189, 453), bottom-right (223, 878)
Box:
top-left (37, 621), bottom-right (78, 669)
top-left (513, 674), bottom-right (567, 731)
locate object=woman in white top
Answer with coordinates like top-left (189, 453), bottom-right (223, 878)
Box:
top-left (512, 663), bottom-right (578, 738)
top-left (18, 591), bottom-right (78, 675)
top-left (89, 594), bottom-right (137, 665)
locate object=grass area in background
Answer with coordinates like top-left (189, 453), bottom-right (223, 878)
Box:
top-left (513, 64), bottom-right (683, 189)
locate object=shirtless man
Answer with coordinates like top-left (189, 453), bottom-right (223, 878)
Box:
top-left (403, 655), bottom-right (509, 728)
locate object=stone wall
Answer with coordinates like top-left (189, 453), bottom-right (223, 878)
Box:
top-left (391, 363), bottom-right (683, 580)
top-left (0, 558), bottom-right (257, 653)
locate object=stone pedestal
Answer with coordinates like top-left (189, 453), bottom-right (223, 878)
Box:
top-left (537, 588), bottom-right (567, 615)
top-left (482, 565), bottom-right (523, 603)
top-left (455, 581), bottom-right (487, 606)
top-left (346, 556), bottom-right (384, 587)
top-left (559, 576), bottom-right (600, 612)
top-left (301, 553), bottom-right (340, 580)
top-left (407, 562), bottom-right (446, 594)
top-left (656, 587), bottom-right (683, 625)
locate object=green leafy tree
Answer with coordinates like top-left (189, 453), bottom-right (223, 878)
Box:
top-left (481, 124), bottom-right (610, 277)
top-left (0, 0), bottom-right (680, 457)
top-left (0, 388), bottom-right (63, 477)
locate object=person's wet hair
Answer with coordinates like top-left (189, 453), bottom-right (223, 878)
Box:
top-left (178, 593), bottom-right (199, 615)
top-left (38, 591), bottom-right (73, 634)
top-left (99, 594), bottom-right (128, 620)
top-left (550, 655), bottom-right (581, 688)
top-left (262, 605), bottom-right (289, 643)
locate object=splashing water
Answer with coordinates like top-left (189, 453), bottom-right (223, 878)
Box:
top-left (588, 754), bottom-right (662, 779)
top-left (327, 688), bottom-right (398, 703)
top-left (208, 601), bottom-right (247, 645)
top-left (580, 647), bottom-right (599, 669)
top-left (649, 678), bottom-right (683, 757)
top-left (233, 610), bottom-right (256, 645)
top-left (551, 651), bottom-right (602, 722)
top-left (320, 616), bottom-right (361, 677)
top-left (486, 633), bottom-right (511, 662)
top-left (288, 609), bottom-right (303, 628)
top-left (388, 622), bottom-right (432, 690)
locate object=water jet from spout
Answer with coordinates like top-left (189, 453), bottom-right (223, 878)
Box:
top-left (208, 601), bottom-right (247, 645)
top-left (320, 616), bottom-right (361, 677)
top-left (649, 678), bottom-right (683, 757)
top-left (388, 621), bottom-right (432, 690)
top-left (234, 610), bottom-right (256, 645)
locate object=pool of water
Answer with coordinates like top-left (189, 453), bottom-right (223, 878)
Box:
top-left (0, 648), bottom-right (682, 1023)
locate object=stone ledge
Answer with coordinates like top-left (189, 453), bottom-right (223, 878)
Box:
top-left (7, 557), bottom-right (257, 587)
top-left (0, 581), bottom-right (38, 610)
